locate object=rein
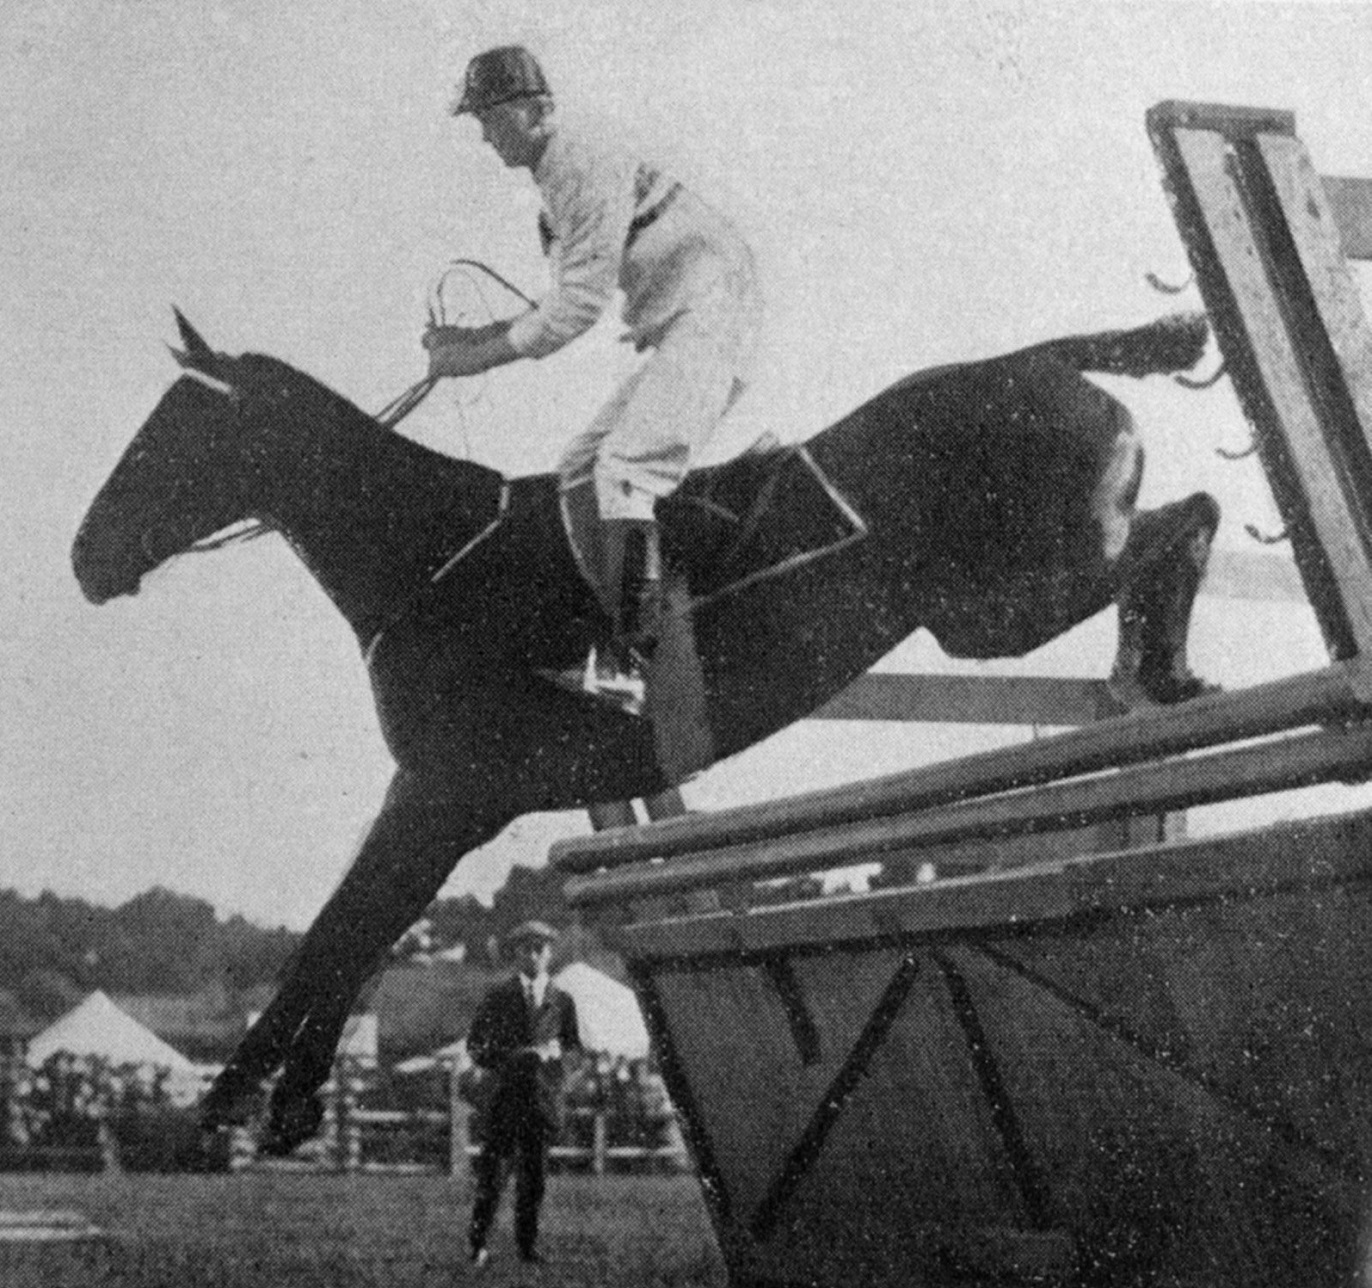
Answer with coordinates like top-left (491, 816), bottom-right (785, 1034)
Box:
top-left (183, 258), bottom-right (527, 617)
top-left (375, 259), bottom-right (535, 433)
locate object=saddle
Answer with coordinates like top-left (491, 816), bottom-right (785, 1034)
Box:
top-left (562, 436), bottom-right (868, 616)
top-left (551, 439), bottom-right (868, 781)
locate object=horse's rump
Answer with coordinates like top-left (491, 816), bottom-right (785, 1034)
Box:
top-left (662, 350), bottom-right (1130, 613)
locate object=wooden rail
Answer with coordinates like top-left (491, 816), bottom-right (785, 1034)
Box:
top-left (555, 660), bottom-right (1370, 878)
top-left (565, 715), bottom-right (1372, 907)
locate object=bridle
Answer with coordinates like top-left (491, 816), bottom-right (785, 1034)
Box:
top-left (174, 258), bottom-right (528, 651)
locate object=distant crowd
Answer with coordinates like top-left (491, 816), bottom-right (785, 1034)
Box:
top-left (0, 1050), bottom-right (195, 1171)
top-left (0, 1048), bottom-right (682, 1172)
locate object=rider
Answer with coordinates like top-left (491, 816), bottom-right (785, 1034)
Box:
top-left (426, 46), bottom-right (763, 693)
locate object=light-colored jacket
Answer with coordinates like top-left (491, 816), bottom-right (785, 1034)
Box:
top-left (507, 113), bottom-right (758, 358)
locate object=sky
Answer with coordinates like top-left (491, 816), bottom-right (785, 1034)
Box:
top-left (4, 0), bottom-right (1372, 929)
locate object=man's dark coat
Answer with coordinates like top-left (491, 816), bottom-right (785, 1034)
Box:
top-left (467, 974), bottom-right (580, 1135)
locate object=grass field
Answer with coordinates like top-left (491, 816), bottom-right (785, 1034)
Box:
top-left (0, 1170), bottom-right (727, 1288)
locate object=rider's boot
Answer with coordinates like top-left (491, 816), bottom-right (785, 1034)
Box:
top-left (589, 520), bottom-right (661, 710)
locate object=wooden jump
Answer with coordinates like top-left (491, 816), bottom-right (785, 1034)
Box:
top-left (557, 660), bottom-right (1368, 880)
top-left (556, 104), bottom-right (1372, 1288)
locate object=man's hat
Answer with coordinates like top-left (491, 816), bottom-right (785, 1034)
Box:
top-left (505, 919), bottom-right (560, 947)
top-left (452, 46), bottom-right (551, 116)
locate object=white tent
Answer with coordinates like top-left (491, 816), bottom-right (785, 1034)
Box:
top-left (553, 963), bottom-right (650, 1060)
top-left (26, 990), bottom-right (197, 1074)
top-left (396, 963), bottom-right (652, 1073)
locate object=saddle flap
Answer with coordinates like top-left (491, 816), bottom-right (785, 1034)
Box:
top-left (661, 444), bottom-right (868, 604)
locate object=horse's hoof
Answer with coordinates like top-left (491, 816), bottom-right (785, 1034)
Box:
top-left (1145, 673), bottom-right (1222, 705)
top-left (1109, 670), bottom-right (1221, 710)
top-left (1105, 672), bottom-right (1158, 713)
top-left (199, 1083), bottom-right (261, 1132)
top-left (260, 1092), bottom-right (325, 1157)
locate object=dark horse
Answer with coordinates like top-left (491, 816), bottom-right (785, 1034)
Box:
top-left (72, 310), bottom-right (1219, 1152)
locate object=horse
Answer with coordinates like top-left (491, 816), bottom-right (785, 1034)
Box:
top-left (72, 309), bottom-right (1220, 1153)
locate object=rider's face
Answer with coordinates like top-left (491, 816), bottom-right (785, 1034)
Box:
top-left (475, 101), bottom-right (545, 170)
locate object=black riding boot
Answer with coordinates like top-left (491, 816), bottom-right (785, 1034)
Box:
top-left (615, 521), bottom-right (662, 657)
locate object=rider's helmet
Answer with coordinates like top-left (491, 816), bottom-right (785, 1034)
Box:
top-left (451, 46), bottom-right (551, 116)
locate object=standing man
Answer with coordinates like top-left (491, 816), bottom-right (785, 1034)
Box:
top-left (425, 45), bottom-right (763, 695)
top-left (466, 920), bottom-right (581, 1269)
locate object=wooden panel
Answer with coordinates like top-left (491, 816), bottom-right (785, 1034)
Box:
top-left (982, 884), bottom-right (1372, 1173)
top-left (1173, 126), bottom-right (1372, 653)
top-left (743, 955), bottom-right (1041, 1285)
top-left (940, 940), bottom-right (1365, 1287)
top-left (648, 949), bottom-right (913, 1225)
top-left (1324, 175), bottom-right (1372, 261)
top-left (555, 662), bottom-right (1367, 875)
top-left (628, 851), bottom-right (1372, 1285)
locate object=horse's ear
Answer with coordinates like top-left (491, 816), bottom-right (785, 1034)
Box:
top-left (169, 307), bottom-right (218, 374)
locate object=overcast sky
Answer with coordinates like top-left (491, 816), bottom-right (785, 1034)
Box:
top-left (4, 0), bottom-right (1371, 929)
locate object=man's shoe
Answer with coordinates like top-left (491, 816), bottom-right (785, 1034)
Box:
top-left (470, 1246), bottom-right (490, 1270)
top-left (518, 1248), bottom-right (543, 1265)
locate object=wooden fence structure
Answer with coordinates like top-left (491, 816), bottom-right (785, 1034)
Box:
top-left (230, 1061), bottom-right (688, 1177)
top-left (552, 104), bottom-right (1372, 1288)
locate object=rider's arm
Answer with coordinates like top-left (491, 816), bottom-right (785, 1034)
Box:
top-left (505, 132), bottom-right (635, 360)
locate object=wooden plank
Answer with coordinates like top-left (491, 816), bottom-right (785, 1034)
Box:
top-left (1149, 101), bottom-right (1296, 139)
top-left (812, 673), bottom-right (1115, 726)
top-left (587, 800), bottom-right (637, 830)
top-left (1258, 134), bottom-right (1372, 638)
top-left (1173, 126), bottom-right (1372, 653)
top-left (566, 721), bottom-right (1372, 907)
top-left (554, 661), bottom-right (1368, 874)
top-left (614, 806), bottom-right (1372, 960)
top-left (1323, 175), bottom-right (1372, 261)
top-left (1265, 139), bottom-right (1372, 510)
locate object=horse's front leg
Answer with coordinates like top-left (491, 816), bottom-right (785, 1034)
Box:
top-left (202, 767), bottom-right (516, 1153)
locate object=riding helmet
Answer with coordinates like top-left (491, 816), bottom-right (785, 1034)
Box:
top-left (452, 46), bottom-right (551, 115)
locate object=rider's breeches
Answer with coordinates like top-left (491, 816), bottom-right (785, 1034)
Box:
top-left (559, 279), bottom-right (761, 522)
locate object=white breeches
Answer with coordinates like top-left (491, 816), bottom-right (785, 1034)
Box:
top-left (558, 281), bottom-right (762, 522)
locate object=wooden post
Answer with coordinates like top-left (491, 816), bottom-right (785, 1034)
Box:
top-left (448, 1060), bottom-right (471, 1177)
top-left (341, 1064), bottom-right (361, 1173)
top-left (591, 1109), bottom-right (608, 1176)
top-left (587, 800), bottom-right (638, 831)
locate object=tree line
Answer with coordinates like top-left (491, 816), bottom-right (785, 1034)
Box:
top-left (0, 863), bottom-right (575, 1021)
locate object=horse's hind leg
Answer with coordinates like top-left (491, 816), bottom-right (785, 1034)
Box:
top-left (1111, 492), bottom-right (1222, 705)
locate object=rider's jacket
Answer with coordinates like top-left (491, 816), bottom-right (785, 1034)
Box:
top-left (507, 112), bottom-right (758, 359)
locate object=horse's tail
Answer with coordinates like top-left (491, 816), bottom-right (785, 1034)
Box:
top-left (1042, 311), bottom-right (1209, 379)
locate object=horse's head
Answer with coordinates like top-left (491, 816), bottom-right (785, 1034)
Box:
top-left (72, 311), bottom-right (266, 604)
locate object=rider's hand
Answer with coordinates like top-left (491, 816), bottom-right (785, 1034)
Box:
top-left (428, 340), bottom-right (483, 380)
top-left (422, 319), bottom-right (518, 379)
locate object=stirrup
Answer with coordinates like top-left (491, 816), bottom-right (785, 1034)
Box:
top-left (584, 643), bottom-right (648, 715)
top-left (535, 646), bottom-right (647, 716)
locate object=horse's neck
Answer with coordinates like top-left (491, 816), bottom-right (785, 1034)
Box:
top-left (257, 393), bottom-right (506, 646)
